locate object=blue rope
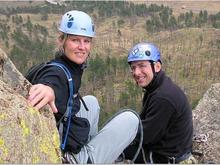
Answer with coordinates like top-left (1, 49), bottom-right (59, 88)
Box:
top-left (47, 62), bottom-right (74, 151)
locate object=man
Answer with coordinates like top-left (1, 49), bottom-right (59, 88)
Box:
top-left (123, 42), bottom-right (196, 163)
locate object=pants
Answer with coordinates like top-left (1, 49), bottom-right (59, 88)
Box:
top-left (74, 95), bottom-right (139, 163)
top-left (124, 143), bottom-right (145, 163)
top-left (124, 144), bottom-right (198, 164)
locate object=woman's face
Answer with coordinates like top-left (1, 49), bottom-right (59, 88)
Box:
top-left (63, 35), bottom-right (92, 64)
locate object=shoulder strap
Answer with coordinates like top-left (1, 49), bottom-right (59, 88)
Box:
top-left (25, 62), bottom-right (48, 83)
top-left (47, 62), bottom-right (74, 151)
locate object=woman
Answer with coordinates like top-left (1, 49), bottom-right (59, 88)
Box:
top-left (28, 10), bottom-right (139, 163)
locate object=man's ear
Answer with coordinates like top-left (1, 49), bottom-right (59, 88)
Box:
top-left (154, 62), bottom-right (162, 73)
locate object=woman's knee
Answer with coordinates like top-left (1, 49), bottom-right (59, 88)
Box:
top-left (113, 111), bottom-right (139, 142)
top-left (117, 111), bottom-right (139, 128)
top-left (82, 95), bottom-right (100, 114)
top-left (83, 95), bottom-right (98, 103)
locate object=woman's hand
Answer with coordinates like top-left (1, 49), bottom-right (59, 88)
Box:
top-left (28, 84), bottom-right (58, 113)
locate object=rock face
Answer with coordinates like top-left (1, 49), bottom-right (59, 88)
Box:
top-left (0, 48), bottom-right (30, 97)
top-left (193, 83), bottom-right (220, 164)
top-left (0, 48), bottom-right (61, 163)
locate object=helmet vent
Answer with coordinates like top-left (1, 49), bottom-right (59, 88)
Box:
top-left (67, 15), bottom-right (74, 28)
top-left (92, 25), bottom-right (95, 32)
top-left (67, 22), bottom-right (73, 28)
top-left (145, 50), bottom-right (151, 56)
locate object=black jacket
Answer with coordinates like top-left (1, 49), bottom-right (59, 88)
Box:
top-left (36, 54), bottom-right (83, 116)
top-left (34, 54), bottom-right (90, 153)
top-left (141, 70), bottom-right (193, 158)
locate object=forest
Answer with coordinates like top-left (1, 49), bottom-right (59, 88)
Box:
top-left (0, 1), bottom-right (220, 124)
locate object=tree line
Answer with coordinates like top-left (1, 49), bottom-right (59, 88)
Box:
top-left (1, 1), bottom-right (220, 33)
top-left (8, 15), bottom-right (54, 73)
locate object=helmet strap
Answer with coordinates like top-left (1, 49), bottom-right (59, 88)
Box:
top-left (150, 61), bottom-right (160, 82)
top-left (150, 61), bottom-right (156, 75)
top-left (81, 53), bottom-right (90, 69)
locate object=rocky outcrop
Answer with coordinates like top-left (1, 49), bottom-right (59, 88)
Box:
top-left (193, 83), bottom-right (220, 164)
top-left (0, 48), bottom-right (61, 163)
top-left (0, 48), bottom-right (30, 97)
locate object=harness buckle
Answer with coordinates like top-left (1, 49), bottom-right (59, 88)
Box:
top-left (62, 152), bottom-right (78, 164)
top-left (63, 116), bottom-right (68, 122)
top-left (168, 156), bottom-right (176, 164)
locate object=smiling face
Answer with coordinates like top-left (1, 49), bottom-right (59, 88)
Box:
top-left (63, 35), bottom-right (92, 64)
top-left (130, 60), bottom-right (161, 88)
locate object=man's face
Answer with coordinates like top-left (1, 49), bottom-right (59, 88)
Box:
top-left (64, 35), bottom-right (92, 64)
top-left (130, 60), bottom-right (161, 88)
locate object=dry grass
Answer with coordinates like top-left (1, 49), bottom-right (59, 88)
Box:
top-left (0, 1), bottom-right (44, 9)
top-left (133, 1), bottom-right (220, 15)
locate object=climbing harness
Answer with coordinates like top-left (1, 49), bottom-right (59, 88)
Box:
top-left (62, 152), bottom-right (79, 164)
top-left (193, 133), bottom-right (208, 143)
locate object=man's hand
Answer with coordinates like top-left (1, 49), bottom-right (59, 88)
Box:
top-left (28, 84), bottom-right (58, 113)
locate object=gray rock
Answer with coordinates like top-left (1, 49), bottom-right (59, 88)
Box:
top-left (0, 48), bottom-right (30, 97)
top-left (193, 83), bottom-right (220, 164)
top-left (0, 48), bottom-right (61, 163)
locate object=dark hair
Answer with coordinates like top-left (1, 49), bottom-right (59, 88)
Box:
top-left (58, 32), bottom-right (67, 42)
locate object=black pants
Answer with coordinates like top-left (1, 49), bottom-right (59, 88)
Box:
top-left (124, 144), bottom-right (146, 163)
top-left (124, 144), bottom-right (191, 164)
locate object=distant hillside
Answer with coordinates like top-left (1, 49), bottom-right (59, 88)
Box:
top-left (0, 1), bottom-right (44, 9)
top-left (0, 1), bottom-right (219, 123)
top-left (136, 1), bottom-right (220, 15)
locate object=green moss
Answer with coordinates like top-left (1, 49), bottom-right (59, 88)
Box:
top-left (52, 130), bottom-right (60, 149)
top-left (0, 114), bottom-right (5, 119)
top-left (39, 136), bottom-right (61, 163)
top-left (0, 139), bottom-right (4, 146)
top-left (20, 119), bottom-right (30, 137)
top-left (0, 138), bottom-right (8, 160)
top-left (28, 107), bottom-right (37, 115)
top-left (32, 156), bottom-right (40, 164)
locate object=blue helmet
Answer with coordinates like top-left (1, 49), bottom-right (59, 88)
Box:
top-left (127, 42), bottom-right (161, 63)
top-left (59, 10), bottom-right (95, 37)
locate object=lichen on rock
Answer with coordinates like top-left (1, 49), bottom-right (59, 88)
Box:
top-left (0, 48), bottom-right (61, 163)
